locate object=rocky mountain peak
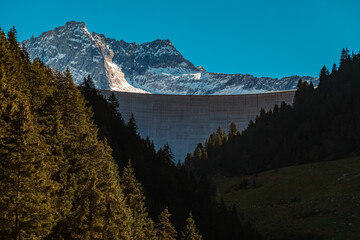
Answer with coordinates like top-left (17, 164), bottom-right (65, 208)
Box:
top-left (65, 21), bottom-right (86, 28)
top-left (197, 66), bottom-right (206, 71)
top-left (22, 21), bottom-right (319, 95)
top-left (92, 32), bottom-right (105, 40)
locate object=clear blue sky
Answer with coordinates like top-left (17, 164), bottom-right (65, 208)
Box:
top-left (1, 0), bottom-right (359, 78)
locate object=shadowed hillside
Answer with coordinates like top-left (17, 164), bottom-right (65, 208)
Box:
top-left (216, 157), bottom-right (360, 240)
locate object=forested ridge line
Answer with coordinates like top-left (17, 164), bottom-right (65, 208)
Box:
top-left (186, 48), bottom-right (360, 177)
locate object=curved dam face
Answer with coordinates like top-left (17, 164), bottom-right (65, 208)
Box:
top-left (101, 90), bottom-right (296, 162)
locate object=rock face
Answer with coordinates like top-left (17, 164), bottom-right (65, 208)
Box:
top-left (23, 21), bottom-right (147, 93)
top-left (101, 90), bottom-right (296, 161)
top-left (23, 21), bottom-right (318, 95)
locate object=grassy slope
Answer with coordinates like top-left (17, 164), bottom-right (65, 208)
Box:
top-left (215, 157), bottom-right (360, 240)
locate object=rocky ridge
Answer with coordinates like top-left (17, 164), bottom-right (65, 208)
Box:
top-left (23, 21), bottom-right (318, 95)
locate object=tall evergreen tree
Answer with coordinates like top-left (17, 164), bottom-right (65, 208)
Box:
top-left (331, 63), bottom-right (337, 73)
top-left (319, 65), bottom-right (329, 80)
top-left (7, 27), bottom-right (20, 56)
top-left (108, 92), bottom-right (120, 109)
top-left (80, 75), bottom-right (96, 93)
top-left (127, 113), bottom-right (138, 134)
top-left (228, 122), bottom-right (239, 138)
top-left (121, 161), bottom-right (156, 240)
top-left (51, 70), bottom-right (133, 240)
top-left (340, 47), bottom-right (350, 65)
top-left (83, 169), bottom-right (106, 240)
top-left (158, 143), bottom-right (175, 166)
top-left (180, 212), bottom-right (203, 240)
top-left (156, 207), bottom-right (178, 240)
top-left (104, 180), bottom-right (132, 240)
top-left (215, 126), bottom-right (227, 147)
top-left (0, 81), bottom-right (59, 239)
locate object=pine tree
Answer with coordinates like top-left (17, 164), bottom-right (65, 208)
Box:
top-left (52, 69), bottom-right (133, 240)
top-left (121, 161), bottom-right (156, 240)
top-left (215, 126), bottom-right (227, 147)
top-left (41, 95), bottom-right (75, 240)
top-left (107, 92), bottom-right (124, 121)
top-left (156, 207), bottom-right (178, 240)
top-left (7, 26), bottom-right (20, 55)
top-left (0, 81), bottom-right (59, 239)
top-left (0, 27), bottom-right (8, 61)
top-left (158, 143), bottom-right (175, 166)
top-left (331, 63), bottom-right (337, 73)
top-left (193, 143), bottom-right (204, 160)
top-left (104, 181), bottom-right (132, 240)
top-left (180, 212), bottom-right (203, 240)
top-left (205, 133), bottom-right (216, 151)
top-left (69, 168), bottom-right (105, 240)
top-left (80, 75), bottom-right (96, 92)
top-left (319, 65), bottom-right (329, 81)
top-left (228, 122), bottom-right (239, 138)
top-left (127, 113), bottom-right (138, 134)
top-left (340, 47), bottom-right (350, 65)
top-left (108, 93), bottom-right (120, 109)
top-left (98, 140), bottom-right (132, 240)
top-left (56, 68), bottom-right (83, 125)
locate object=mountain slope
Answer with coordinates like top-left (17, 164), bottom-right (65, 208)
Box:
top-left (23, 21), bottom-right (318, 94)
top-left (215, 156), bottom-right (360, 240)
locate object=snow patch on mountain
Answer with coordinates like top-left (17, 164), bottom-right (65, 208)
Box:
top-left (22, 21), bottom-right (319, 95)
top-left (104, 55), bottom-right (148, 93)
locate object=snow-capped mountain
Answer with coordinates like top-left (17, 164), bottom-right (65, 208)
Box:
top-left (23, 21), bottom-right (318, 95)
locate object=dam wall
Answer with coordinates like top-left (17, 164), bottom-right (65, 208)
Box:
top-left (101, 90), bottom-right (296, 162)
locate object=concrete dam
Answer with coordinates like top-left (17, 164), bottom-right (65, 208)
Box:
top-left (101, 90), bottom-right (296, 162)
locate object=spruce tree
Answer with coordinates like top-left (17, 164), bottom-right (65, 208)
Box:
top-left (42, 96), bottom-right (75, 240)
top-left (7, 26), bottom-right (20, 56)
top-left (80, 75), bottom-right (96, 92)
top-left (108, 92), bottom-right (120, 109)
top-left (340, 47), bottom-right (350, 65)
top-left (228, 122), bottom-right (239, 138)
top-left (180, 212), bottom-right (203, 240)
top-left (193, 144), bottom-right (204, 160)
top-left (320, 65), bottom-right (329, 77)
top-left (107, 92), bottom-right (124, 121)
top-left (0, 82), bottom-right (59, 239)
top-left (155, 207), bottom-right (178, 240)
top-left (158, 143), bottom-right (175, 166)
top-left (101, 140), bottom-right (132, 240)
top-left (127, 113), bottom-right (138, 134)
top-left (331, 63), bottom-right (337, 73)
top-left (52, 70), bottom-right (133, 240)
top-left (121, 160), bottom-right (157, 240)
top-left (104, 181), bottom-right (132, 240)
top-left (214, 126), bottom-right (227, 147)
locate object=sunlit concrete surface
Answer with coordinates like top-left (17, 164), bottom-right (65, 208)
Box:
top-left (100, 90), bottom-right (296, 162)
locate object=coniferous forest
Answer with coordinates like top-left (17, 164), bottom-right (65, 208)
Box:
top-left (2, 24), bottom-right (360, 240)
top-left (185, 48), bottom-right (360, 177)
top-left (0, 28), bottom-right (263, 239)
